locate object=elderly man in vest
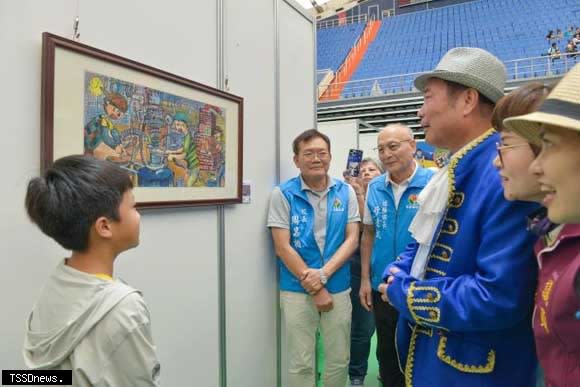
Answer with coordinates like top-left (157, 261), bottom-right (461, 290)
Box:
top-left (268, 129), bottom-right (360, 387)
top-left (359, 124), bottom-right (434, 387)
top-left (380, 48), bottom-right (540, 386)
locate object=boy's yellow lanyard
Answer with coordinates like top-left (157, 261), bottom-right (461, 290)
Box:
top-left (93, 273), bottom-right (113, 281)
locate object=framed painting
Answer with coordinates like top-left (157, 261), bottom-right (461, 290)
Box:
top-left (41, 32), bottom-right (243, 208)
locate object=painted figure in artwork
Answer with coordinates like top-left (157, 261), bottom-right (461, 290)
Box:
top-left (84, 79), bottom-right (128, 160)
top-left (165, 112), bottom-right (200, 187)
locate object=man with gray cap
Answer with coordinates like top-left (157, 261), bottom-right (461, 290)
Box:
top-left (378, 47), bottom-right (540, 386)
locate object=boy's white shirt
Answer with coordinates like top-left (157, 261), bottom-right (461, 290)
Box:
top-left (23, 260), bottom-right (161, 386)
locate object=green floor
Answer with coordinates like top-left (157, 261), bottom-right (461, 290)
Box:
top-left (316, 332), bottom-right (381, 387)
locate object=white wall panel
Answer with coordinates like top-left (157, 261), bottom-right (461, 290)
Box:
top-left (359, 131), bottom-right (380, 160)
top-left (279, 0), bottom-right (316, 182)
top-left (318, 119), bottom-right (360, 179)
top-left (224, 1), bottom-right (278, 386)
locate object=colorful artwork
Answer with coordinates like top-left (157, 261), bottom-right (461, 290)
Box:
top-left (83, 72), bottom-right (226, 188)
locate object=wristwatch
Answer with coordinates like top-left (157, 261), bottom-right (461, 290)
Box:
top-left (319, 269), bottom-right (328, 285)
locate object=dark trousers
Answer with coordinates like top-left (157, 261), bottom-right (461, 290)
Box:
top-left (348, 269), bottom-right (375, 380)
top-left (372, 291), bottom-right (404, 387)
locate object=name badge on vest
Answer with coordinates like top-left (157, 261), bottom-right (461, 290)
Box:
top-left (406, 193), bottom-right (420, 210)
top-left (332, 198), bottom-right (345, 212)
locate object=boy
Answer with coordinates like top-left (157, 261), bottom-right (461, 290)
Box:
top-left (23, 155), bottom-right (160, 386)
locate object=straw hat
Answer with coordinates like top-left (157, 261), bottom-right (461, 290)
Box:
top-left (414, 47), bottom-right (507, 103)
top-left (503, 63), bottom-right (580, 145)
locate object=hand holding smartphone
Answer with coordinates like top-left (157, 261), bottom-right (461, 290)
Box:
top-left (345, 149), bottom-right (363, 177)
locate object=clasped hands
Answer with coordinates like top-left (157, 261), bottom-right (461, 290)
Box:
top-left (301, 268), bottom-right (333, 312)
top-left (377, 267), bottom-right (400, 305)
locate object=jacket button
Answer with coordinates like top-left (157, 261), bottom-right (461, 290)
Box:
top-left (427, 292), bottom-right (435, 300)
top-left (441, 251), bottom-right (449, 258)
top-left (429, 310), bottom-right (437, 319)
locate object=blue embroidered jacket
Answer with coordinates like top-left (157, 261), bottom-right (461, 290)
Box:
top-left (386, 130), bottom-right (539, 387)
top-left (278, 176), bottom-right (351, 294)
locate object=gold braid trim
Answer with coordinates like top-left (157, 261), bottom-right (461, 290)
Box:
top-left (407, 282), bottom-right (421, 323)
top-left (426, 267), bottom-right (447, 276)
top-left (410, 285), bottom-right (441, 303)
top-left (447, 128), bottom-right (497, 207)
top-left (437, 336), bottom-right (496, 374)
top-left (405, 325), bottom-right (419, 387)
top-left (413, 306), bottom-right (440, 323)
top-left (440, 218), bottom-right (459, 235)
top-left (416, 326), bottom-right (433, 337)
top-left (431, 243), bottom-right (453, 263)
top-left (407, 283), bottom-right (441, 324)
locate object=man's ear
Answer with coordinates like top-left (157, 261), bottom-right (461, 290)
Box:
top-left (293, 154), bottom-right (299, 168)
top-left (94, 216), bottom-right (114, 239)
top-left (462, 88), bottom-right (479, 116)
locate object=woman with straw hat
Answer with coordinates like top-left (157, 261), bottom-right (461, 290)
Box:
top-left (491, 82), bottom-right (553, 387)
top-left (504, 64), bottom-right (580, 387)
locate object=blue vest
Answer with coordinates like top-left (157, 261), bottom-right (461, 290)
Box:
top-left (366, 167), bottom-right (434, 290)
top-left (278, 176), bottom-right (351, 294)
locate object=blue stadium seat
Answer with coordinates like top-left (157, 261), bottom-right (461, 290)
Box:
top-left (317, 23), bottom-right (365, 72)
top-left (316, 0), bottom-right (580, 98)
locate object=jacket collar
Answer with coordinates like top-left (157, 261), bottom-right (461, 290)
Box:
top-left (557, 223), bottom-right (580, 240)
top-left (378, 164), bottom-right (429, 192)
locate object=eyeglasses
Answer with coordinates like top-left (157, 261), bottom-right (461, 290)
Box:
top-left (301, 150), bottom-right (330, 160)
top-left (374, 139), bottom-right (412, 153)
top-left (495, 142), bottom-right (530, 166)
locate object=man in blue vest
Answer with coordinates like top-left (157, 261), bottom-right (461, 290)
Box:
top-left (379, 48), bottom-right (539, 387)
top-left (359, 124), bottom-right (434, 387)
top-left (268, 129), bottom-right (360, 387)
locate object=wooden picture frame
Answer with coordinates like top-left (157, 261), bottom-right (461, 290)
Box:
top-left (41, 32), bottom-right (243, 208)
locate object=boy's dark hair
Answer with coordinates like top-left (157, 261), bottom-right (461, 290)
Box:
top-left (292, 129), bottom-right (331, 155)
top-left (25, 155), bottom-right (133, 252)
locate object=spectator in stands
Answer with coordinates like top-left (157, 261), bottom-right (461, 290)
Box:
top-left (268, 129), bottom-right (360, 387)
top-left (564, 26), bottom-right (573, 40)
top-left (548, 43), bottom-right (561, 63)
top-left (503, 64), bottom-right (580, 387)
top-left (380, 47), bottom-right (539, 387)
top-left (344, 157), bottom-right (383, 387)
top-left (546, 30), bottom-right (555, 42)
top-left (555, 29), bottom-right (563, 42)
top-left (566, 41), bottom-right (577, 59)
top-left (359, 124), bottom-right (434, 387)
top-left (573, 33), bottom-right (580, 47)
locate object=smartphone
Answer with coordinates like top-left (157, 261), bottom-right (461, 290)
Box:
top-left (346, 149), bottom-right (363, 177)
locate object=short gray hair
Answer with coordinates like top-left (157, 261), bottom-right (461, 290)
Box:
top-left (361, 157), bottom-right (384, 173)
top-left (380, 123), bottom-right (414, 139)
